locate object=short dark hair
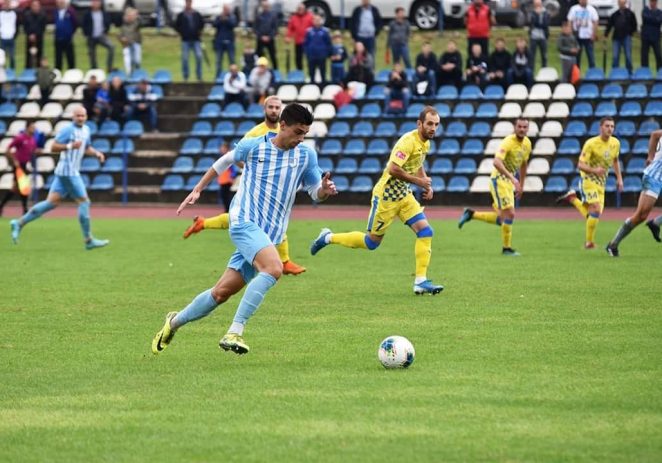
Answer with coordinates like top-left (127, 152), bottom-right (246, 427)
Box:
top-left (600, 116), bottom-right (615, 125)
top-left (516, 117), bottom-right (529, 124)
top-left (281, 103), bottom-right (313, 126)
top-left (418, 106), bottom-right (439, 123)
top-left (395, 6), bottom-right (404, 13)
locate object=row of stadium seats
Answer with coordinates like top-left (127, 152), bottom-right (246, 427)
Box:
top-left (0, 155), bottom-right (125, 173)
top-left (0, 172), bottom-right (114, 191)
top-left (2, 68), bottom-right (172, 86)
top-left (3, 84), bottom-right (164, 107)
top-left (0, 119), bottom-right (144, 139)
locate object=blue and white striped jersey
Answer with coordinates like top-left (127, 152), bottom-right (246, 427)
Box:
top-left (54, 123), bottom-right (91, 176)
top-left (229, 135), bottom-right (322, 244)
top-left (644, 137), bottom-right (662, 181)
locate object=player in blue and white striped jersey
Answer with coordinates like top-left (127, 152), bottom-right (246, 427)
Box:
top-left (152, 103), bottom-right (337, 355)
top-left (10, 106), bottom-right (109, 250)
top-left (607, 129), bottom-right (662, 256)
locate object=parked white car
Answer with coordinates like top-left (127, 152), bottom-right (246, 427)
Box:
top-left (167, 0), bottom-right (228, 22)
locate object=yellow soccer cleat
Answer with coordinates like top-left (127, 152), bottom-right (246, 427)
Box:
top-left (151, 312), bottom-right (178, 354)
top-left (219, 333), bottom-right (250, 355)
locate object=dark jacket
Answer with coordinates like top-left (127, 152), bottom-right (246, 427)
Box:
top-left (23, 10), bottom-right (47, 39)
top-left (253, 10), bottom-right (278, 38)
top-left (304, 26), bottom-right (332, 58)
top-left (350, 5), bottom-right (382, 40)
top-left (82, 10), bottom-right (112, 37)
top-left (439, 51), bottom-right (462, 75)
top-left (387, 70), bottom-right (408, 91)
top-left (642, 6), bottom-right (662, 41)
top-left (512, 48), bottom-right (531, 74)
top-left (488, 49), bottom-right (511, 73)
top-left (606, 8), bottom-right (637, 40)
top-left (54, 7), bottom-right (78, 42)
top-left (213, 13), bottom-right (237, 46)
top-left (175, 9), bottom-right (204, 41)
top-left (415, 51), bottom-right (437, 72)
top-left (528, 10), bottom-right (550, 39)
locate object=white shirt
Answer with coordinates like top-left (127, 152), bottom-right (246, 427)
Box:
top-left (567, 4), bottom-right (599, 39)
top-left (0, 10), bottom-right (17, 41)
top-left (223, 71), bottom-right (247, 95)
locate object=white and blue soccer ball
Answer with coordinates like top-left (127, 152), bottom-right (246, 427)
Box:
top-left (378, 336), bottom-right (415, 369)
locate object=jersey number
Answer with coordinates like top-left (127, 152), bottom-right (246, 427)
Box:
top-left (375, 221), bottom-right (385, 231)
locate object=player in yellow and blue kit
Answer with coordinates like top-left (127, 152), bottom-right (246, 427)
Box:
top-left (310, 106), bottom-right (443, 295)
top-left (557, 117), bottom-right (623, 249)
top-left (182, 96), bottom-right (306, 275)
top-left (458, 118), bottom-right (532, 256)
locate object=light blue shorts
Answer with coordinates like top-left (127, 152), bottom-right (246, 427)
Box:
top-left (227, 221), bottom-right (273, 283)
top-left (49, 175), bottom-right (88, 199)
top-left (642, 174), bottom-right (662, 199)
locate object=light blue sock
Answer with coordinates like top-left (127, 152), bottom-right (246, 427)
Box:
top-left (78, 201), bottom-right (91, 239)
top-left (232, 272), bottom-right (277, 325)
top-left (654, 215), bottom-right (662, 226)
top-left (171, 289), bottom-right (218, 328)
top-left (20, 200), bottom-right (55, 226)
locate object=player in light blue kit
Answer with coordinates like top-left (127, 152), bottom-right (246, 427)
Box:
top-left (606, 129), bottom-right (662, 256)
top-left (152, 103), bottom-right (337, 355)
top-left (10, 106), bottom-right (109, 250)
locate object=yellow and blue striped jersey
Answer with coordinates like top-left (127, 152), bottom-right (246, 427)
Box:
top-left (491, 134), bottom-right (532, 179)
top-left (579, 136), bottom-right (620, 186)
top-left (374, 130), bottom-right (430, 201)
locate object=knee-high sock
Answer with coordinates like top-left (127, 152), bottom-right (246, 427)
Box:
top-left (473, 211), bottom-right (501, 225)
top-left (204, 213), bottom-right (229, 229)
top-left (78, 201), bottom-right (91, 240)
top-left (415, 237), bottom-right (432, 280)
top-left (276, 235), bottom-right (290, 263)
top-left (654, 215), bottom-right (662, 226)
top-left (171, 288), bottom-right (218, 329)
top-left (571, 197), bottom-right (588, 218)
top-left (330, 231), bottom-right (370, 249)
top-left (20, 200), bottom-right (55, 226)
top-left (501, 219), bottom-right (513, 248)
top-left (586, 213), bottom-right (600, 243)
top-left (231, 272), bottom-right (277, 330)
top-left (610, 218), bottom-right (634, 246)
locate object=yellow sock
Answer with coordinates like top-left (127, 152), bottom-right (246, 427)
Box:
top-left (415, 237), bottom-right (432, 279)
top-left (204, 213), bottom-right (229, 229)
top-left (586, 215), bottom-right (599, 243)
top-left (570, 198), bottom-right (588, 218)
top-left (473, 211), bottom-right (499, 225)
top-left (501, 220), bottom-right (513, 248)
top-left (277, 236), bottom-right (290, 263)
top-left (330, 231), bottom-right (368, 249)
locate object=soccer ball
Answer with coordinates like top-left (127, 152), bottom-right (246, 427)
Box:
top-left (378, 336), bottom-right (415, 369)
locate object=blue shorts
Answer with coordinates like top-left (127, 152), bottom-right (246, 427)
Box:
top-left (642, 174), bottom-right (662, 199)
top-left (49, 175), bottom-right (88, 200)
top-left (227, 221), bottom-right (273, 283)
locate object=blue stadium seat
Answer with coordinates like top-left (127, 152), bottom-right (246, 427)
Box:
top-left (399, 121), bottom-right (417, 135)
top-left (623, 176), bottom-right (642, 192)
top-left (328, 121), bottom-right (350, 137)
top-left (577, 83), bottom-right (599, 99)
top-left (204, 138), bottom-right (223, 155)
top-left (558, 138), bottom-right (581, 155)
top-left (436, 85), bottom-right (458, 100)
top-left (608, 67), bottom-right (629, 80)
top-left (632, 67), bottom-right (652, 81)
top-left (461, 139), bottom-right (484, 156)
top-left (151, 69), bottom-right (172, 84)
top-left (111, 139), bottom-right (134, 155)
top-left (246, 103), bottom-right (263, 118)
top-left (460, 85), bottom-right (482, 100)
top-left (334, 175), bottom-right (349, 192)
top-left (565, 120), bottom-right (587, 137)
top-left (367, 85), bottom-right (386, 100)
top-left (625, 83), bottom-right (647, 99)
top-left (605, 176), bottom-right (617, 193)
top-left (80, 157), bottom-right (101, 172)
top-left (80, 174), bottom-right (91, 187)
top-left (320, 139), bottom-right (342, 156)
top-left (452, 103), bottom-right (474, 118)
top-left (454, 158), bottom-right (477, 174)
top-left (434, 103), bottom-right (451, 118)
top-left (468, 121), bottom-right (491, 137)
top-left (430, 158), bottom-right (453, 174)
top-left (236, 120), bottom-right (255, 135)
top-left (475, 103), bottom-right (497, 118)
top-left (285, 70), bottom-right (305, 83)
top-left (180, 137), bottom-right (203, 155)
top-left (620, 101), bottom-right (642, 117)
top-left (85, 120), bottom-right (97, 136)
top-left (375, 69), bottom-right (391, 84)
top-left (406, 103), bottom-right (425, 118)
top-left (620, 139), bottom-right (631, 155)
top-left (90, 174), bottom-right (114, 191)
top-left (431, 176), bottom-right (445, 192)
top-left (445, 122), bottom-right (467, 137)
top-left (601, 84), bottom-right (622, 99)
top-left (483, 85), bottom-right (504, 100)
top-left (632, 138), bottom-right (649, 155)
top-left (571, 102), bottom-right (593, 118)
top-left (585, 68), bottom-right (605, 81)
top-left (360, 103), bottom-right (381, 118)
top-left (4, 68), bottom-right (14, 81)
top-left (194, 157), bottom-right (214, 173)
top-left (16, 68), bottom-right (36, 84)
top-left (128, 69), bottom-right (150, 83)
top-left (570, 176), bottom-right (582, 191)
top-left (318, 157), bottom-right (333, 172)
top-left (99, 120), bottom-right (120, 136)
top-left (345, 139), bottom-right (366, 156)
top-left (367, 139), bottom-right (389, 156)
top-left (551, 158), bottom-right (575, 174)
top-left (191, 121), bottom-right (212, 136)
top-left (185, 175), bottom-right (203, 190)
top-left (544, 176), bottom-right (568, 193)
top-left (651, 83), bottom-right (662, 98)
top-left (358, 158), bottom-right (381, 174)
top-left (352, 121), bottom-right (374, 137)
top-left (438, 139), bottom-right (460, 156)
top-left (271, 70), bottom-right (282, 83)
top-left (123, 120), bottom-right (144, 137)
top-left (171, 157), bottom-right (194, 173)
top-left (108, 69), bottom-right (127, 81)
top-left (589, 120), bottom-right (601, 134)
top-left (447, 176), bottom-right (469, 192)
top-left (595, 102), bottom-right (617, 117)
top-left (199, 103), bottom-right (221, 118)
top-left (349, 175), bottom-right (373, 192)
top-left (644, 101), bottom-right (662, 116)
top-left (626, 157), bottom-right (646, 174)
top-left (208, 85), bottom-right (225, 101)
top-left (102, 157), bottom-right (124, 173)
top-left (6, 83), bottom-right (27, 100)
top-left (336, 158), bottom-right (358, 173)
top-left (223, 102), bottom-right (245, 118)
top-left (92, 138), bottom-right (110, 152)
top-left (375, 121), bottom-right (396, 137)
top-left (162, 175), bottom-right (184, 191)
top-left (214, 121), bottom-right (235, 137)
top-left (639, 120), bottom-right (660, 135)
top-left (615, 120), bottom-right (636, 137)
top-left (337, 104), bottom-right (358, 118)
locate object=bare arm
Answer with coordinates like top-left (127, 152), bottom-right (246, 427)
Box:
top-left (493, 156), bottom-right (522, 196)
top-left (85, 144), bottom-right (105, 162)
top-left (613, 157), bottom-right (623, 191)
top-left (517, 162), bottom-right (527, 199)
top-left (418, 165), bottom-right (433, 200)
top-left (388, 162), bottom-right (430, 190)
top-left (176, 166), bottom-right (219, 215)
top-left (647, 130), bottom-right (662, 165)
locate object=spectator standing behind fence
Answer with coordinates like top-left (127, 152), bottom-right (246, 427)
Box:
top-left (351, 0), bottom-right (382, 57)
top-left (129, 79), bottom-right (158, 132)
top-left (54, 0), bottom-right (78, 70)
top-left (223, 63), bottom-right (247, 107)
top-left (508, 38), bottom-right (533, 87)
top-left (567, 0), bottom-right (599, 69)
top-left (641, 0), bottom-right (662, 70)
top-left (387, 7), bottom-right (411, 69)
top-left (119, 7), bottom-right (141, 75)
top-left (23, 0), bottom-right (46, 69)
top-left (465, 0), bottom-right (495, 58)
top-left (0, 0), bottom-right (17, 70)
top-left (213, 5), bottom-right (237, 78)
top-left (254, 0), bottom-right (279, 70)
top-left (247, 56), bottom-right (273, 103)
top-left (437, 40), bottom-right (463, 88)
top-left (0, 121), bottom-right (39, 216)
top-left (414, 42), bottom-right (437, 97)
top-left (304, 15), bottom-right (332, 85)
top-left (109, 75), bottom-right (129, 122)
top-left (528, 0), bottom-right (549, 69)
top-left (175, 0), bottom-right (204, 81)
top-left (330, 31), bottom-right (347, 84)
top-left (605, 0), bottom-right (637, 73)
top-left (488, 38), bottom-right (511, 88)
top-left (558, 21), bottom-right (579, 82)
top-left (285, 3), bottom-right (313, 71)
top-left (83, 0), bottom-right (114, 72)
top-left (465, 43), bottom-right (487, 86)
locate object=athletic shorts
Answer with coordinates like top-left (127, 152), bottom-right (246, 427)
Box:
top-left (227, 221), bottom-right (273, 283)
top-left (642, 173), bottom-right (662, 199)
top-left (366, 192), bottom-right (424, 236)
top-left (49, 175), bottom-right (88, 199)
top-left (578, 177), bottom-right (605, 210)
top-left (490, 176), bottom-right (515, 210)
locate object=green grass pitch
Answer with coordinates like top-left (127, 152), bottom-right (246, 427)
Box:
top-left (1, 217), bottom-right (661, 462)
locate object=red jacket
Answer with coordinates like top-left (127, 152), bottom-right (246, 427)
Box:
top-left (287, 12), bottom-right (314, 45)
top-left (466, 4), bottom-right (491, 39)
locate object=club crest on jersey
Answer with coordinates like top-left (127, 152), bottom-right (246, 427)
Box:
top-left (395, 151), bottom-right (406, 160)
top-left (604, 150), bottom-right (610, 160)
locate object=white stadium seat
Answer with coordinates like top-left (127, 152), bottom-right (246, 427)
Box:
top-left (527, 120), bottom-right (539, 137)
top-left (72, 84), bottom-right (85, 101)
top-left (301, 139), bottom-right (316, 150)
top-left (297, 84), bottom-right (321, 102)
top-left (470, 176), bottom-right (491, 193)
top-left (62, 102), bottom-right (79, 119)
top-left (492, 121), bottom-right (514, 137)
top-left (539, 121), bottom-right (564, 137)
top-left (535, 67), bottom-right (559, 82)
top-left (478, 158), bottom-right (493, 174)
top-left (61, 68), bottom-right (84, 84)
top-left (0, 138), bottom-right (12, 154)
top-left (528, 83), bottom-right (552, 100)
top-left (50, 84), bottom-right (73, 101)
top-left (347, 81), bottom-right (366, 98)
top-left (53, 120), bottom-right (70, 133)
top-left (308, 121), bottom-right (328, 138)
top-left (39, 102), bottom-right (64, 119)
top-left (27, 84), bottom-right (41, 100)
top-left (0, 173), bottom-right (13, 189)
top-left (524, 175), bottom-right (544, 192)
top-left (552, 83), bottom-right (576, 100)
top-left (35, 156), bottom-right (55, 173)
top-left (84, 68), bottom-right (106, 83)
top-left (505, 84), bottom-right (528, 100)
top-left (276, 84), bottom-right (298, 101)
top-left (43, 138), bottom-right (55, 154)
top-left (321, 84), bottom-right (341, 101)
top-left (313, 103), bottom-right (336, 120)
top-left (17, 102), bottom-right (40, 117)
top-left (498, 102), bottom-right (522, 118)
top-left (35, 120), bottom-right (53, 136)
top-left (532, 138), bottom-right (556, 156)
top-left (522, 102), bottom-right (545, 118)
top-left (484, 138), bottom-right (502, 155)
top-left (546, 102), bottom-right (570, 119)
top-left (29, 173), bottom-right (44, 189)
top-left (7, 120), bottom-right (26, 136)
top-left (0, 155), bottom-right (9, 172)
top-left (527, 158), bottom-right (550, 175)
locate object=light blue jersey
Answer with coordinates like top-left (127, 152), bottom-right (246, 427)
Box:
top-left (229, 135), bottom-right (322, 245)
top-left (54, 123), bottom-right (91, 176)
top-left (644, 138), bottom-right (662, 182)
